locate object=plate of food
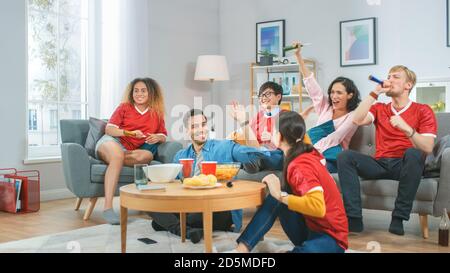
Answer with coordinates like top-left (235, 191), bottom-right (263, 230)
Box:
top-left (183, 183), bottom-right (223, 189)
top-left (183, 174), bottom-right (222, 189)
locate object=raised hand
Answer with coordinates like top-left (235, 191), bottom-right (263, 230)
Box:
top-left (292, 41), bottom-right (312, 78)
top-left (293, 41), bottom-right (302, 60)
top-left (375, 80), bottom-right (391, 94)
top-left (229, 100), bottom-right (247, 124)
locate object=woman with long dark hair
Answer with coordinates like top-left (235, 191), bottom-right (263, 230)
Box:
top-left (229, 111), bottom-right (348, 253)
top-left (294, 42), bottom-right (361, 172)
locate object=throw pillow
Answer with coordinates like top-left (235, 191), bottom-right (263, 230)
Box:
top-left (84, 117), bottom-right (107, 158)
top-left (307, 119), bottom-right (343, 162)
top-left (424, 134), bottom-right (450, 178)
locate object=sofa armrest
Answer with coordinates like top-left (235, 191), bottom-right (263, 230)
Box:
top-left (61, 143), bottom-right (93, 197)
top-left (433, 147), bottom-right (450, 216)
top-left (155, 141), bottom-right (183, 163)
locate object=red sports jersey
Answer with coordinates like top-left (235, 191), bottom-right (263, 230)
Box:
top-left (250, 109), bottom-right (285, 150)
top-left (369, 101), bottom-right (437, 159)
top-left (107, 103), bottom-right (167, 150)
top-left (287, 150), bottom-right (349, 250)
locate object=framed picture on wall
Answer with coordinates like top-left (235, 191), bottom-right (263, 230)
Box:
top-left (447, 0), bottom-right (450, 47)
top-left (256, 20), bottom-right (285, 63)
top-left (340, 17), bottom-right (377, 67)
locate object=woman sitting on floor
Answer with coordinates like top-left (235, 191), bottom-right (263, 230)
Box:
top-left (228, 111), bottom-right (348, 253)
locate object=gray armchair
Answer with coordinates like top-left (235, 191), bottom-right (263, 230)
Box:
top-left (60, 119), bottom-right (183, 221)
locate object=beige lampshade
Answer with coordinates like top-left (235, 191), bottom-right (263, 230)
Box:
top-left (194, 55), bottom-right (230, 81)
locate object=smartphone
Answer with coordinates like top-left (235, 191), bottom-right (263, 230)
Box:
top-left (137, 237), bottom-right (157, 245)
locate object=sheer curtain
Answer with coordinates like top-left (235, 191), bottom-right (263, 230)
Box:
top-left (99, 0), bottom-right (150, 118)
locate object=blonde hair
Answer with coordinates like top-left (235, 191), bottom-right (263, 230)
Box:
top-left (389, 65), bottom-right (417, 92)
top-left (122, 78), bottom-right (165, 118)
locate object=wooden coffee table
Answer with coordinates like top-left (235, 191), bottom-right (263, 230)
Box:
top-left (120, 180), bottom-right (266, 253)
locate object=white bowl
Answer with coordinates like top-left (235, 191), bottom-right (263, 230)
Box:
top-left (143, 164), bottom-right (183, 183)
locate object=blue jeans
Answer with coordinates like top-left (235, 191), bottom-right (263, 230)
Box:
top-left (237, 195), bottom-right (345, 253)
top-left (233, 147), bottom-right (284, 171)
top-left (326, 160), bottom-right (338, 173)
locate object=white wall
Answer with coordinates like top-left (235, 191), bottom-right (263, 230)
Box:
top-left (218, 0), bottom-right (450, 114)
top-left (0, 0), bottom-right (66, 199)
top-left (0, 0), bottom-right (219, 199)
top-left (146, 0), bottom-right (220, 135)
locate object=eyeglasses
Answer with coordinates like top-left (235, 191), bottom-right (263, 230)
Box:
top-left (258, 92), bottom-right (275, 100)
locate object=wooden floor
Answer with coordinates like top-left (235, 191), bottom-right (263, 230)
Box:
top-left (0, 197), bottom-right (449, 253)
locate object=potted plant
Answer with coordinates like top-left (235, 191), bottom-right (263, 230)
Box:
top-left (258, 50), bottom-right (277, 66)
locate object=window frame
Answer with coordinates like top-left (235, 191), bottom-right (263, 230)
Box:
top-left (28, 109), bottom-right (38, 131)
top-left (25, 0), bottom-right (91, 161)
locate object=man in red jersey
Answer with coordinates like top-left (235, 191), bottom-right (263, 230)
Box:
top-left (337, 65), bottom-right (437, 235)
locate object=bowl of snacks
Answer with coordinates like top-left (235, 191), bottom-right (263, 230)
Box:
top-left (215, 162), bottom-right (241, 182)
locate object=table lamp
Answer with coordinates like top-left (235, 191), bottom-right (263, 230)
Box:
top-left (194, 55), bottom-right (230, 138)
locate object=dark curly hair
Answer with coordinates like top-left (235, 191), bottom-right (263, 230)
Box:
top-left (327, 77), bottom-right (361, 111)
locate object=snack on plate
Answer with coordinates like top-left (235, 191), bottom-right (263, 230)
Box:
top-left (184, 174), bottom-right (217, 187)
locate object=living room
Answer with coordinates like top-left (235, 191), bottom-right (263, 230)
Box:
top-left (1, 0), bottom-right (450, 257)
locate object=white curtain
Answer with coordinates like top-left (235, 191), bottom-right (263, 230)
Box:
top-left (99, 0), bottom-right (150, 118)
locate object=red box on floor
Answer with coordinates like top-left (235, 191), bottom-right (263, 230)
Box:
top-left (0, 168), bottom-right (40, 213)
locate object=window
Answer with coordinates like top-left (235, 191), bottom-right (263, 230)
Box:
top-left (49, 109), bottom-right (58, 129)
top-left (72, 110), bottom-right (81, 119)
top-left (28, 109), bottom-right (37, 131)
top-left (27, 0), bottom-right (91, 159)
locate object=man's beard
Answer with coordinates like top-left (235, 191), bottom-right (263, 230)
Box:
top-left (192, 133), bottom-right (207, 146)
top-left (193, 139), bottom-right (207, 146)
top-left (385, 89), bottom-right (398, 97)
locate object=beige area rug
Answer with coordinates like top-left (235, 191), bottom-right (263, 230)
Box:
top-left (0, 219), bottom-right (298, 253)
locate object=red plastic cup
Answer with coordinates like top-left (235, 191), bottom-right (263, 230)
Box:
top-left (179, 158), bottom-right (194, 179)
top-left (201, 161), bottom-right (217, 176)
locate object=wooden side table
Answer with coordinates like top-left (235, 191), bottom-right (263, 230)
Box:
top-left (120, 180), bottom-right (266, 253)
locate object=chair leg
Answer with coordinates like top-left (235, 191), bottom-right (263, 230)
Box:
top-left (75, 198), bottom-right (83, 211)
top-left (83, 197), bottom-right (98, 221)
top-left (419, 214), bottom-right (429, 239)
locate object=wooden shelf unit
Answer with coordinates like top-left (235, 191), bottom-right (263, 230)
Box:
top-left (250, 60), bottom-right (316, 113)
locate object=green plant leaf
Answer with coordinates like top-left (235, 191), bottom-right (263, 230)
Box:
top-left (258, 50), bottom-right (277, 57)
